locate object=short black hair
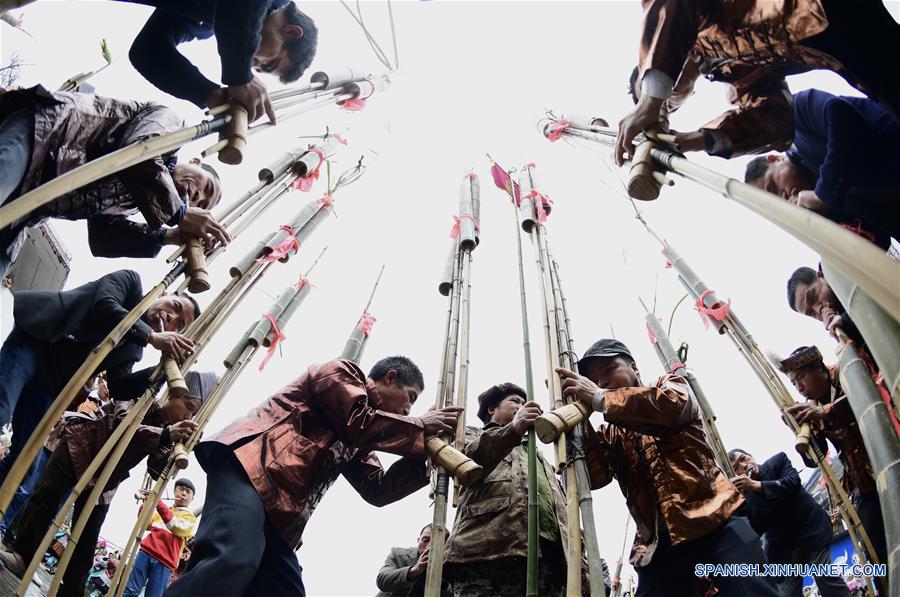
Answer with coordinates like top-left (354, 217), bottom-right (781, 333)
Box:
top-left (369, 356), bottom-right (425, 391)
top-left (181, 293), bottom-right (202, 320)
top-left (744, 156), bottom-right (770, 185)
top-left (628, 65), bottom-right (640, 105)
top-left (728, 448), bottom-right (751, 461)
top-left (786, 267), bottom-right (818, 312)
top-left (281, 3), bottom-right (318, 83)
top-left (419, 524), bottom-right (432, 536)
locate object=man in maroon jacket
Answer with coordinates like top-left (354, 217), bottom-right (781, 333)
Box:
top-left (166, 356), bottom-right (462, 597)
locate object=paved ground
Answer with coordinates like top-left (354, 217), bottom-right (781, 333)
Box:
top-left (0, 541), bottom-right (53, 597)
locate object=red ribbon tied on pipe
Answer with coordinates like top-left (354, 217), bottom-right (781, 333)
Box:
top-left (490, 162), bottom-right (521, 206)
top-left (340, 98), bottom-right (367, 111)
top-left (291, 147), bottom-right (326, 192)
top-left (318, 194), bottom-right (333, 208)
top-left (694, 289), bottom-right (732, 329)
top-left (331, 132), bottom-right (348, 145)
top-left (669, 361), bottom-right (686, 374)
top-left (645, 322), bottom-right (657, 345)
top-left (294, 278), bottom-right (310, 290)
top-left (259, 312), bottom-right (286, 372)
top-left (357, 312), bottom-right (377, 336)
top-left (450, 214), bottom-right (480, 239)
top-left (546, 120), bottom-right (571, 142)
top-left (525, 190), bottom-right (553, 222)
top-left (257, 225), bottom-right (299, 264)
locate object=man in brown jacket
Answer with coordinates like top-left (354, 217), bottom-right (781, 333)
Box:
top-left (558, 339), bottom-right (777, 596)
top-left (0, 86), bottom-right (230, 274)
top-left (0, 370), bottom-right (215, 597)
top-left (615, 0), bottom-right (900, 164)
top-left (780, 346), bottom-right (887, 569)
top-left (166, 356), bottom-right (462, 597)
top-left (443, 383), bottom-right (576, 597)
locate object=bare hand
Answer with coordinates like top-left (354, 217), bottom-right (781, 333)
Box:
top-left (785, 402), bottom-right (825, 425)
top-left (821, 308), bottom-right (842, 340)
top-left (408, 546), bottom-right (430, 577)
top-left (421, 406), bottom-right (463, 436)
top-left (148, 331), bottom-right (194, 363)
top-left (555, 367), bottom-right (600, 406)
top-left (512, 401), bottom-right (543, 435)
top-left (730, 475), bottom-right (763, 494)
top-left (168, 420), bottom-right (199, 443)
top-left (179, 207), bottom-right (231, 248)
top-left (228, 78), bottom-right (275, 124)
top-left (615, 95), bottom-right (664, 166)
top-left (789, 190), bottom-right (827, 213)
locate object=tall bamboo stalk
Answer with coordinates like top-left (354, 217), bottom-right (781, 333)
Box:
top-left (542, 119), bottom-right (900, 322)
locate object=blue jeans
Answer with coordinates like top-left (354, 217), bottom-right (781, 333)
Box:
top-left (125, 550), bottom-right (173, 597)
top-left (0, 447), bottom-right (49, 535)
top-left (0, 107), bottom-right (34, 276)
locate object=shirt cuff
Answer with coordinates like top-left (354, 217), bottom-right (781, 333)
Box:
top-left (641, 69), bottom-right (675, 100)
top-left (166, 203), bottom-right (187, 227)
top-left (702, 129), bottom-right (734, 158)
top-left (591, 389), bottom-right (606, 413)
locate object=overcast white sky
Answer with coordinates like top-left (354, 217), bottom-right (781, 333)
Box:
top-left (2, 1), bottom-right (898, 594)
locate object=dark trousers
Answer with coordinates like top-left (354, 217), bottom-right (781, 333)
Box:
top-left (800, 0), bottom-right (900, 124)
top-left (857, 491), bottom-right (887, 568)
top-left (164, 444), bottom-right (305, 597)
top-left (8, 442), bottom-right (109, 597)
top-left (635, 516), bottom-right (779, 597)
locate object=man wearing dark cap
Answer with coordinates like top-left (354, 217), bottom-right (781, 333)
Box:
top-left (779, 346), bottom-right (887, 568)
top-left (124, 477), bottom-right (198, 597)
top-left (729, 448), bottom-right (850, 596)
top-left (0, 370), bottom-right (216, 597)
top-left (443, 382), bottom-right (576, 597)
top-left (556, 339), bottom-right (778, 596)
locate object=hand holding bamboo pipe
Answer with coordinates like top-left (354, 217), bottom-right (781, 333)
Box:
top-left (534, 368), bottom-right (596, 443)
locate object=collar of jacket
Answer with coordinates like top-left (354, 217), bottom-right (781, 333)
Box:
top-left (365, 377), bottom-right (384, 409)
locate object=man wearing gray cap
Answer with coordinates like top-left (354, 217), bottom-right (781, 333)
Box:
top-left (0, 370), bottom-right (216, 597)
top-left (442, 382), bottom-right (579, 596)
top-left (556, 339), bottom-right (777, 597)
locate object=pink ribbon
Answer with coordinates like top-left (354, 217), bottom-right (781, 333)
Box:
top-left (525, 189), bottom-right (553, 222)
top-left (257, 225), bottom-right (299, 264)
top-left (291, 147), bottom-right (326, 192)
top-left (357, 312), bottom-right (377, 336)
top-left (694, 289), bottom-right (732, 329)
top-left (546, 119), bottom-right (570, 142)
top-left (259, 313), bottom-right (286, 372)
top-left (331, 132), bottom-right (348, 145)
top-left (526, 162), bottom-right (536, 169)
top-left (466, 171), bottom-right (477, 180)
top-left (450, 214), bottom-right (480, 239)
top-left (318, 194), bottom-right (333, 208)
top-left (645, 322), bottom-right (657, 345)
top-left (295, 278), bottom-right (310, 290)
top-left (340, 98), bottom-right (367, 111)
top-left (669, 361), bottom-right (686, 374)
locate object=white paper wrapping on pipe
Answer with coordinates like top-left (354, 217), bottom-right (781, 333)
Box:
top-left (661, 243), bottom-right (728, 334)
top-left (310, 68), bottom-right (364, 90)
top-left (230, 239), bottom-right (267, 278)
top-left (262, 200), bottom-right (323, 259)
top-left (457, 179), bottom-right (477, 252)
top-left (224, 321), bottom-right (257, 368)
top-left (248, 285), bottom-right (296, 346)
top-left (258, 148), bottom-right (305, 182)
top-left (292, 135), bottom-right (341, 177)
top-left (438, 239), bottom-right (458, 296)
top-left (526, 163), bottom-right (551, 217)
top-left (562, 114), bottom-right (611, 132)
top-left (341, 323), bottom-right (368, 363)
top-left (346, 75), bottom-right (390, 100)
top-left (470, 175), bottom-right (481, 246)
top-left (294, 202), bottom-right (333, 246)
top-left (263, 282), bottom-right (313, 347)
top-left (517, 170), bottom-right (536, 233)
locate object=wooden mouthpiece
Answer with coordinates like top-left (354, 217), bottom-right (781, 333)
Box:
top-left (218, 105), bottom-right (249, 165)
top-left (626, 140), bottom-right (661, 201)
top-left (185, 237), bottom-right (210, 293)
top-left (425, 437), bottom-right (483, 487)
top-left (794, 423), bottom-right (812, 455)
top-left (163, 358), bottom-right (189, 400)
top-left (172, 443), bottom-right (190, 470)
top-left (534, 402), bottom-right (592, 444)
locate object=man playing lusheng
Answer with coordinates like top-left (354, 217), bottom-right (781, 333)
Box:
top-left (0, 371), bottom-right (215, 597)
top-left (559, 339), bottom-right (778, 596)
top-left (729, 449), bottom-right (850, 596)
top-left (744, 89), bottom-right (899, 249)
top-left (375, 524), bottom-right (432, 597)
top-left (123, 0), bottom-right (318, 123)
top-left (166, 356), bottom-right (462, 597)
top-left (125, 478), bottom-right (198, 597)
top-left (779, 346), bottom-right (888, 569)
top-left (0, 87), bottom-right (229, 274)
top-left (443, 382), bottom-right (575, 597)
top-left (615, 0), bottom-right (900, 164)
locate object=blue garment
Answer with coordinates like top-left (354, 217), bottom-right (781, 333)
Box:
top-left (0, 447), bottom-right (49, 534)
top-left (124, 550), bottom-right (173, 597)
top-left (741, 452), bottom-right (834, 564)
top-left (789, 89), bottom-right (900, 244)
top-left (0, 327), bottom-right (54, 433)
top-left (0, 107), bottom-right (35, 276)
top-left (121, 0), bottom-right (290, 107)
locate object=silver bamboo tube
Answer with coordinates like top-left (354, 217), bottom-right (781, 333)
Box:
top-left (340, 266), bottom-right (385, 363)
top-left (438, 239), bottom-right (458, 296)
top-left (470, 175), bottom-right (481, 246)
top-left (610, 518), bottom-right (631, 597)
top-left (452, 249), bottom-right (473, 506)
top-left (518, 170), bottom-right (537, 233)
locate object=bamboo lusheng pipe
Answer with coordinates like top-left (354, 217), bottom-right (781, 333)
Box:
top-left (184, 236), bottom-right (210, 293)
top-left (162, 356), bottom-right (189, 400)
top-left (340, 266), bottom-right (385, 363)
top-left (610, 518), bottom-right (631, 597)
top-left (547, 250), bottom-right (606, 596)
top-left (642, 308), bottom-right (734, 476)
top-left (217, 104), bottom-right (249, 165)
top-left (40, 261), bottom-right (269, 597)
top-left (518, 169), bottom-right (537, 233)
top-left (543, 119), bottom-right (900, 322)
top-left (833, 327), bottom-right (900, 591)
top-left (822, 261), bottom-right (900, 406)
top-left (531, 227), bottom-right (580, 596)
top-left (0, 261), bottom-right (186, 519)
top-left (451, 250), bottom-right (473, 505)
